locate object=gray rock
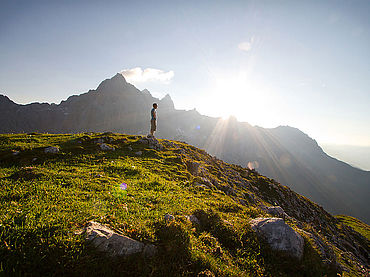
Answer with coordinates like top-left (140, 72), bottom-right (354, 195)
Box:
top-left (138, 138), bottom-right (149, 145)
top-left (100, 143), bottom-right (115, 151)
top-left (127, 146), bottom-right (133, 151)
top-left (95, 138), bottom-right (105, 143)
top-left (135, 151), bottom-right (142, 156)
top-left (186, 161), bottom-right (201, 176)
top-left (250, 217), bottom-right (304, 259)
top-left (44, 146), bottom-right (59, 154)
top-left (12, 151), bottom-right (20, 156)
top-left (187, 214), bottom-right (200, 225)
top-left (139, 137), bottom-right (164, 150)
top-left (164, 213), bottom-right (175, 222)
top-left (267, 206), bottom-right (288, 218)
top-left (85, 221), bottom-right (144, 256)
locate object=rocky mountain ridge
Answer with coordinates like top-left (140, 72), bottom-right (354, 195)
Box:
top-left (1, 73), bottom-right (369, 223)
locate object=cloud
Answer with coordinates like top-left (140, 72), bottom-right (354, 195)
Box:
top-left (238, 37), bottom-right (254, 52)
top-left (120, 67), bottom-right (174, 84)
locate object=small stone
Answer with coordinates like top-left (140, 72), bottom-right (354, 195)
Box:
top-left (267, 206), bottom-right (288, 218)
top-left (139, 138), bottom-right (149, 145)
top-left (95, 138), bottom-right (105, 143)
top-left (187, 214), bottom-right (200, 225)
top-left (135, 151), bottom-right (142, 156)
top-left (127, 146), bottom-right (133, 151)
top-left (12, 151), bottom-right (20, 156)
top-left (164, 213), bottom-right (175, 222)
top-left (44, 146), bottom-right (59, 154)
top-left (100, 143), bottom-right (115, 151)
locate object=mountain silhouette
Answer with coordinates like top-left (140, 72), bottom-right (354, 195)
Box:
top-left (1, 73), bottom-right (369, 223)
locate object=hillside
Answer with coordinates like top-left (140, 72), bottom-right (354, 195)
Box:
top-left (0, 133), bottom-right (368, 276)
top-left (1, 73), bottom-right (369, 224)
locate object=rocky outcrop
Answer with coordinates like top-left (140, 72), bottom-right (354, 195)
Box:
top-left (44, 146), bottom-right (59, 154)
top-left (139, 136), bottom-right (164, 151)
top-left (84, 221), bottom-right (156, 257)
top-left (250, 217), bottom-right (304, 259)
top-left (99, 143), bottom-right (115, 151)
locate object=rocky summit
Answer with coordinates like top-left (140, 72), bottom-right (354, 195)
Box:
top-left (0, 133), bottom-right (369, 276)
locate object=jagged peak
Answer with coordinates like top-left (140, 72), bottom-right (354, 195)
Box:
top-left (96, 73), bottom-right (129, 92)
top-left (159, 93), bottom-right (175, 109)
top-left (141, 88), bottom-right (151, 95)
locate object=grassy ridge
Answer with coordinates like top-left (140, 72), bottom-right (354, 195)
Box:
top-left (336, 215), bottom-right (370, 241)
top-left (0, 133), bottom-right (364, 276)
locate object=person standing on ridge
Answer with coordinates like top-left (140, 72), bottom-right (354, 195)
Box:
top-left (149, 103), bottom-right (158, 137)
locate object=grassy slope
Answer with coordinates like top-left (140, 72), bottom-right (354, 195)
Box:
top-left (0, 133), bottom-right (367, 276)
top-left (336, 215), bottom-right (370, 241)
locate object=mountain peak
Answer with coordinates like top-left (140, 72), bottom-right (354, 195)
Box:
top-left (96, 73), bottom-right (129, 93)
top-left (141, 89), bottom-right (151, 95)
top-left (112, 73), bottom-right (127, 82)
top-left (159, 93), bottom-right (174, 109)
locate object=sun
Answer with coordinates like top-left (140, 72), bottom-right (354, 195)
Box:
top-left (197, 69), bottom-right (279, 128)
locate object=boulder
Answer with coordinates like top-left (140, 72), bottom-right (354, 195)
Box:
top-left (85, 221), bottom-right (156, 257)
top-left (250, 217), bottom-right (304, 259)
top-left (100, 143), bottom-right (115, 151)
top-left (44, 146), bottom-right (59, 154)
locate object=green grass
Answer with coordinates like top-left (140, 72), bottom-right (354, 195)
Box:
top-left (0, 133), bottom-right (365, 276)
top-left (336, 215), bottom-right (370, 241)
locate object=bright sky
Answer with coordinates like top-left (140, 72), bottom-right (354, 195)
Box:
top-left (1, 0), bottom-right (369, 146)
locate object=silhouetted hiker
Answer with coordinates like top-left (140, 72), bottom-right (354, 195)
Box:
top-left (149, 103), bottom-right (158, 137)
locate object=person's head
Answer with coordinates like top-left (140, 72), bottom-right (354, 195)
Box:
top-left (153, 103), bottom-right (158, 109)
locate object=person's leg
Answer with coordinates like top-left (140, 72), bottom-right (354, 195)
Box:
top-left (152, 120), bottom-right (157, 137)
top-left (150, 119), bottom-right (155, 137)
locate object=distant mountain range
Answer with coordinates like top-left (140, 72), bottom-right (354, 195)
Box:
top-left (1, 73), bottom-right (369, 223)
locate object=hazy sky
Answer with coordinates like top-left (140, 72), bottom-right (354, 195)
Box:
top-left (1, 0), bottom-right (369, 146)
